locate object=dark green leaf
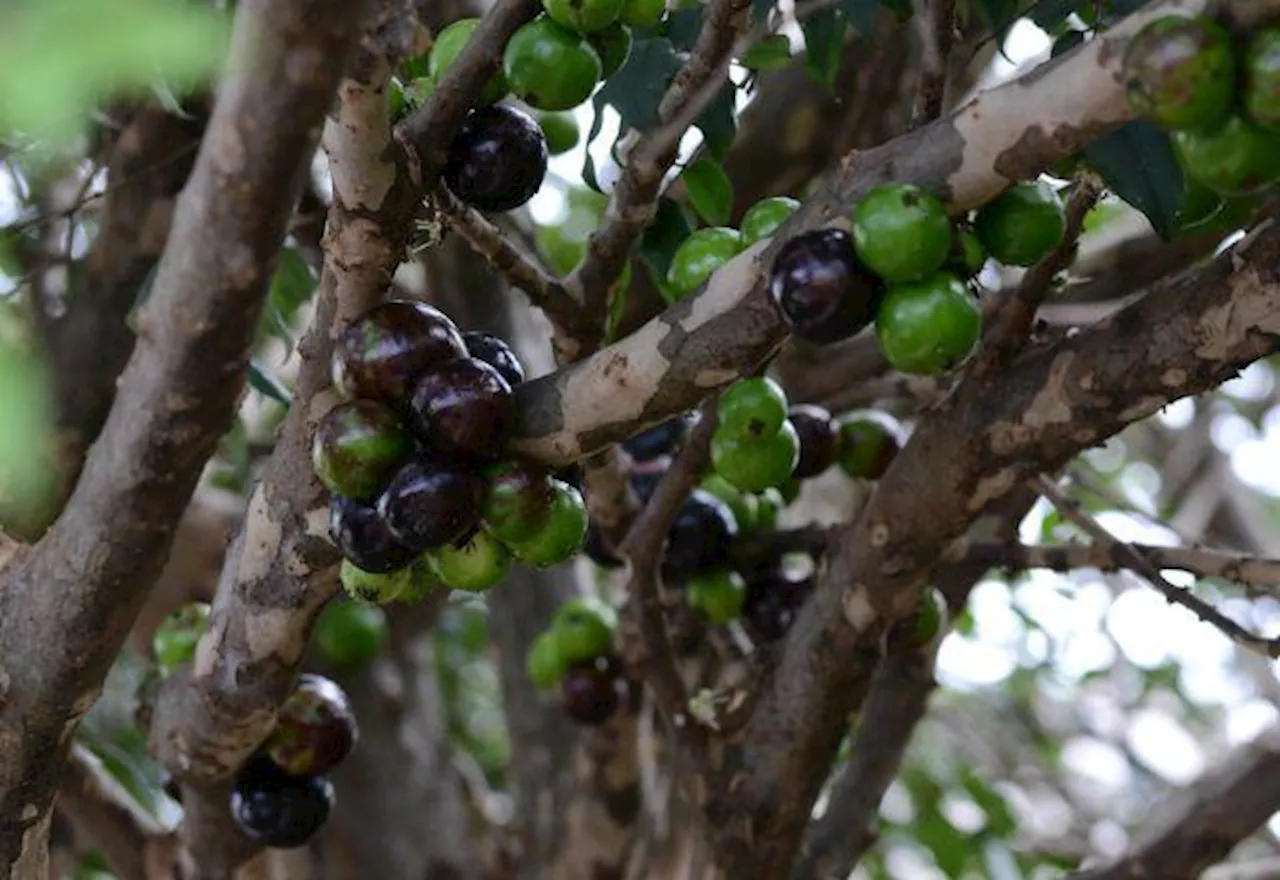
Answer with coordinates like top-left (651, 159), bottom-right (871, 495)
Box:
top-left (1032, 0), bottom-right (1084, 34)
top-left (752, 0), bottom-right (776, 22)
top-left (973, 0), bottom-right (1025, 44)
top-left (606, 268), bottom-right (631, 344)
top-left (740, 35), bottom-right (793, 71)
top-left (249, 360), bottom-right (293, 406)
top-left (694, 81), bottom-right (737, 161)
top-left (664, 7), bottom-right (703, 52)
top-left (582, 102), bottom-right (608, 192)
top-left (841, 0), bottom-right (880, 36)
top-left (682, 158), bottom-right (734, 227)
top-left (1049, 28), bottom-right (1085, 58)
top-left (802, 8), bottom-right (845, 93)
top-left (1083, 119), bottom-right (1184, 242)
top-left (638, 197), bottom-right (695, 298)
top-left (269, 247), bottom-right (317, 318)
top-left (593, 38), bottom-right (683, 134)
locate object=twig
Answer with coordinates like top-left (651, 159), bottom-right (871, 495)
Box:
top-left (1033, 475), bottom-right (1280, 658)
top-left (909, 0), bottom-right (956, 127)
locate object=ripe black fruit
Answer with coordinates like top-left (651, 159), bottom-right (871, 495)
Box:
top-left (264, 675), bottom-right (358, 778)
top-left (443, 104), bottom-right (548, 213)
top-left (333, 301), bottom-right (467, 405)
top-left (463, 330), bottom-right (526, 386)
top-left (378, 459), bottom-right (486, 552)
top-left (230, 755), bottom-right (334, 849)
top-left (662, 489), bottom-right (738, 582)
top-left (560, 655), bottom-right (623, 725)
top-left (410, 357), bottom-right (515, 459)
top-left (788, 404), bottom-right (837, 479)
top-left (769, 229), bottom-right (886, 345)
top-left (623, 414), bottom-right (691, 462)
top-left (743, 569), bottom-right (814, 642)
top-left (329, 495), bottom-right (418, 573)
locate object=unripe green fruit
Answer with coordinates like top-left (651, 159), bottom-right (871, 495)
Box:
top-left (740, 196), bottom-right (801, 245)
top-left (1123, 15), bottom-right (1235, 133)
top-left (875, 272), bottom-right (981, 375)
top-left (511, 479), bottom-right (589, 567)
top-left (619, 0), bottom-right (665, 29)
top-left (544, 0), bottom-right (625, 33)
top-left (973, 181), bottom-right (1065, 268)
top-left (687, 570), bottom-right (746, 624)
top-left (527, 631), bottom-right (568, 690)
top-left (504, 18), bottom-right (603, 112)
top-left (539, 111), bottom-right (581, 156)
top-left (754, 487), bottom-right (784, 532)
top-left (153, 602), bottom-right (210, 673)
top-left (589, 23), bottom-right (633, 78)
top-left (665, 226), bottom-right (745, 302)
top-left (311, 400), bottom-right (414, 504)
top-left (1174, 115), bottom-right (1280, 196)
top-left (551, 597), bottom-right (617, 663)
top-left (717, 376), bottom-right (789, 443)
top-left (836, 414), bottom-right (902, 480)
top-left (852, 183), bottom-right (953, 283)
top-left (711, 419), bottom-right (800, 493)
top-left (700, 473), bottom-right (758, 533)
top-left (482, 460), bottom-right (555, 544)
top-left (340, 557), bottom-right (430, 604)
top-left (430, 530), bottom-right (513, 592)
top-left (313, 600), bottom-right (388, 669)
top-left (429, 19), bottom-right (509, 105)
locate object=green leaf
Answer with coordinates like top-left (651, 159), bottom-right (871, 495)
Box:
top-left (802, 9), bottom-right (845, 93)
top-left (638, 197), bottom-right (695, 300)
top-left (1083, 119), bottom-right (1184, 242)
top-left (249, 361), bottom-right (293, 406)
top-left (0, 337), bottom-right (57, 532)
top-left (682, 158), bottom-right (734, 227)
top-left (605, 264), bottom-right (632, 343)
top-left (695, 80), bottom-right (738, 161)
top-left (593, 38), bottom-right (683, 134)
top-left (260, 246), bottom-right (317, 346)
top-left (664, 7), bottom-right (704, 52)
top-left (752, 0), bottom-right (777, 22)
top-left (841, 0), bottom-right (880, 36)
top-left (740, 35), bottom-right (793, 71)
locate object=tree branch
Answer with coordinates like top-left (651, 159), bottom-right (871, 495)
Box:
top-left (0, 0), bottom-right (375, 867)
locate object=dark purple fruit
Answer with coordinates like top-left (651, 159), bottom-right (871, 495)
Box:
top-left (311, 400), bottom-right (414, 503)
top-left (463, 330), bottom-right (526, 386)
top-left (409, 357), bottom-right (515, 459)
top-left (263, 675), bottom-right (358, 778)
top-left (743, 569), bottom-right (815, 642)
top-left (788, 404), bottom-right (837, 479)
top-left (230, 755), bottom-right (334, 849)
top-left (329, 495), bottom-right (418, 573)
top-left (769, 228), bottom-right (886, 345)
top-left (560, 654), bottom-right (623, 725)
top-left (377, 459), bottom-right (486, 552)
top-left (443, 104), bottom-right (548, 212)
top-left (662, 489), bottom-right (738, 582)
top-left (333, 301), bottom-right (467, 406)
top-left (623, 414), bottom-right (691, 462)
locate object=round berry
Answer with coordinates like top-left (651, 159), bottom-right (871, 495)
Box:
top-left (699, 473), bottom-right (757, 534)
top-left (711, 419), bottom-right (800, 494)
top-left (788, 404), bottom-right (837, 479)
top-left (754, 486), bottom-right (784, 531)
top-left (1174, 115), bottom-right (1280, 196)
top-left (662, 488), bottom-right (738, 580)
top-left (230, 756), bottom-right (334, 849)
top-left (527, 630), bottom-right (568, 690)
top-left (329, 495), bottom-right (418, 573)
top-left (560, 655), bottom-right (623, 725)
top-left (313, 599), bottom-right (388, 669)
top-left (264, 675), bottom-right (358, 778)
top-left (852, 183), bottom-right (953, 283)
top-left (504, 17), bottom-right (603, 111)
top-left (1123, 15), bottom-right (1235, 133)
top-left (946, 226), bottom-right (986, 279)
top-left (511, 479), bottom-right (589, 567)
top-left (769, 228), bottom-right (886, 345)
top-left (1245, 28), bottom-right (1280, 132)
top-left (377, 459), bottom-right (486, 552)
top-left (443, 104), bottom-right (549, 213)
top-left (429, 18), bottom-right (509, 105)
top-left (462, 331), bottom-right (526, 387)
top-left (686, 570), bottom-right (746, 624)
top-left (409, 357), bottom-right (515, 459)
top-left (588, 22), bottom-right (633, 78)
top-left (836, 413), bottom-right (902, 480)
top-left (619, 0), bottom-right (664, 28)
top-left (743, 569), bottom-right (814, 643)
top-left (875, 272), bottom-right (981, 375)
top-left (429, 529), bottom-right (512, 592)
top-left (311, 400), bottom-right (413, 503)
top-left (718, 377), bottom-right (789, 443)
top-left (152, 602), bottom-right (210, 674)
top-left (537, 110), bottom-right (581, 156)
top-left (740, 196), bottom-right (800, 245)
top-left (551, 597), bottom-right (617, 663)
top-left (332, 301), bottom-right (467, 406)
top-left (973, 181), bottom-right (1065, 268)
top-left (544, 0), bottom-right (625, 33)
top-left (482, 460), bottom-right (555, 544)
top-left (666, 226), bottom-right (745, 302)
top-left (623, 414), bottom-right (691, 461)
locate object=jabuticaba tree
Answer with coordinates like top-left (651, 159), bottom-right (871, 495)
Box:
top-left (5, 0), bottom-right (1280, 877)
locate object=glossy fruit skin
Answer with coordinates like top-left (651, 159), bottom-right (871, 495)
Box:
top-left (875, 273), bottom-right (981, 375)
top-left (377, 459), bottom-right (486, 552)
top-left (264, 675), bottom-right (358, 778)
top-left (429, 19), bottom-right (508, 105)
top-left (788, 404), bottom-right (837, 479)
top-left (544, 0), bottom-right (625, 33)
top-left (662, 488), bottom-right (738, 581)
top-left (852, 183), bottom-right (953, 283)
top-left (230, 755), bottom-right (334, 849)
top-left (686, 570), bottom-right (746, 624)
top-left (619, 0), bottom-right (664, 28)
top-left (1174, 115), bottom-right (1280, 196)
top-left (482, 460), bottom-right (555, 543)
top-left (699, 473), bottom-right (757, 534)
top-left (444, 104), bottom-right (549, 213)
top-left (527, 631), bottom-right (568, 689)
top-left (504, 18), bottom-right (603, 111)
top-left (718, 377), bottom-right (788, 442)
top-left (311, 400), bottom-right (413, 503)
top-left (152, 603), bottom-right (210, 673)
top-left (588, 23), bottom-right (633, 78)
top-left (537, 110), bottom-right (581, 156)
top-left (837, 415), bottom-right (901, 480)
top-left (329, 495), bottom-right (419, 573)
top-left (740, 196), bottom-right (801, 245)
top-left (1123, 16), bottom-right (1235, 133)
top-left (743, 569), bottom-right (814, 643)
top-left (754, 487), bottom-right (783, 531)
top-left (552, 597), bottom-right (617, 662)
top-left (973, 181), bottom-right (1065, 268)
top-left (430, 529), bottom-right (512, 592)
top-left (711, 419), bottom-right (800, 494)
top-left (769, 228), bottom-right (886, 345)
top-left (666, 227), bottom-right (744, 302)
top-left (624, 414), bottom-right (690, 461)
top-left (1245, 29), bottom-right (1280, 132)
top-left (463, 333), bottom-right (526, 389)
top-left (313, 599), bottom-right (388, 668)
top-left (409, 357), bottom-right (515, 459)
top-left (947, 226), bottom-right (986, 279)
top-left (511, 479), bottom-right (589, 567)
top-left (560, 655), bottom-right (623, 725)
top-left (340, 557), bottom-right (416, 604)
top-left (332, 301), bottom-right (467, 406)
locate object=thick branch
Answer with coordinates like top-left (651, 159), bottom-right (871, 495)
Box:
top-left (0, 0), bottom-right (374, 866)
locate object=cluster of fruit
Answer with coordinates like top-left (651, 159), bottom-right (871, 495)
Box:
top-left (664, 196), bottom-right (804, 301)
top-left (315, 300), bottom-right (587, 602)
top-left (526, 598), bottom-right (632, 725)
top-left (1125, 17), bottom-right (1280, 201)
top-left (229, 675), bottom-right (359, 848)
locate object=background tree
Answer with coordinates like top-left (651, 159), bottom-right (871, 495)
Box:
top-left (3, 0), bottom-right (1280, 878)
